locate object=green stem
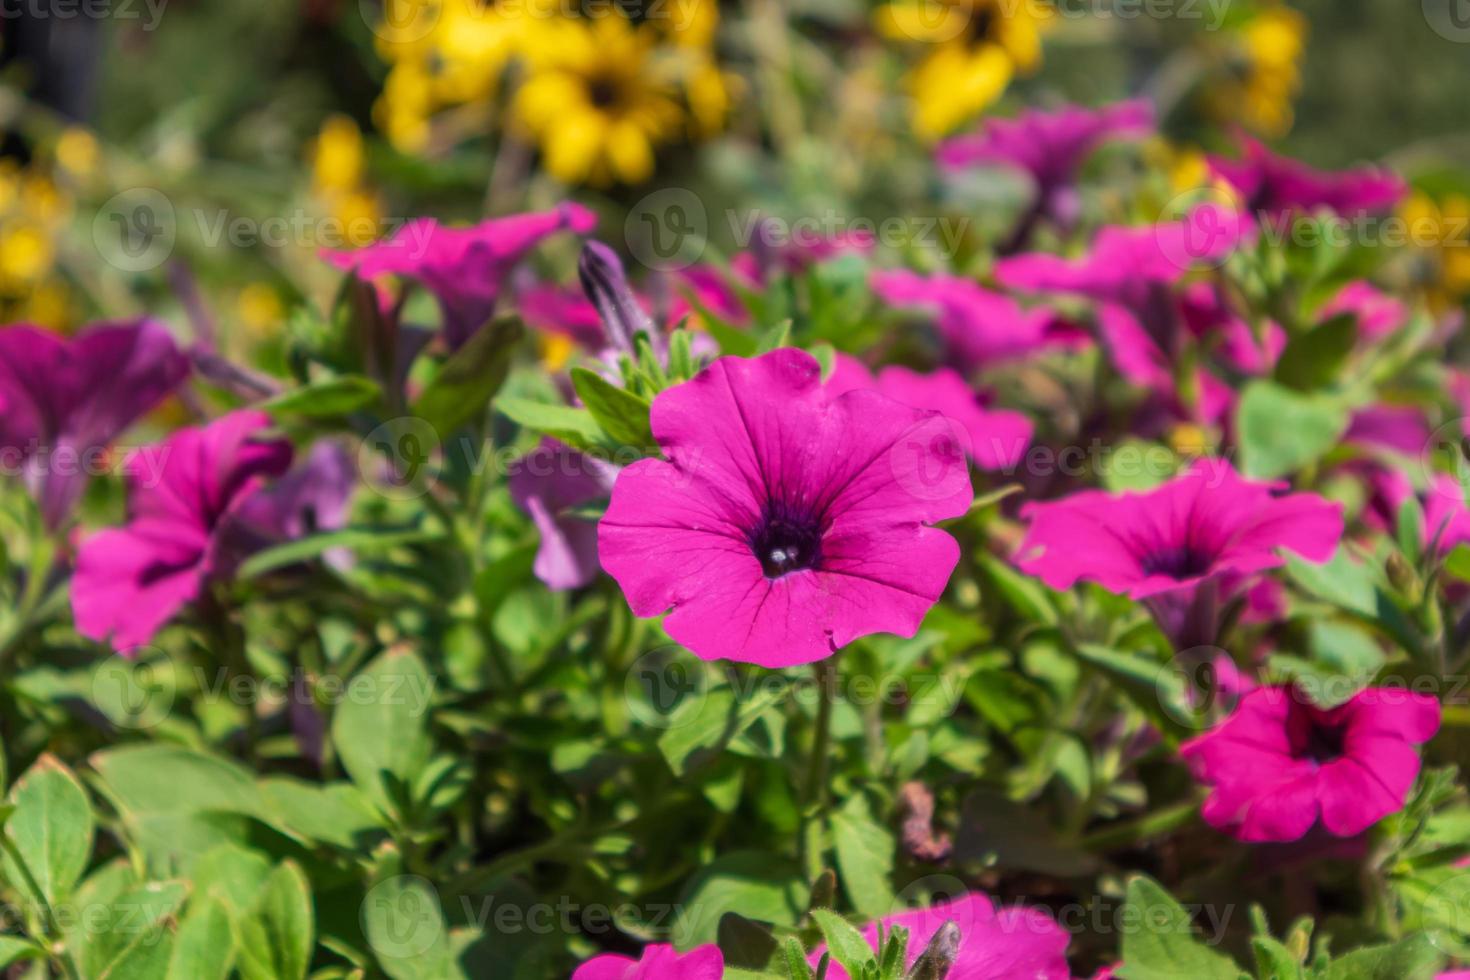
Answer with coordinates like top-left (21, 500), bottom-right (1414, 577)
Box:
top-left (1079, 794), bottom-right (1203, 852)
top-left (804, 655), bottom-right (838, 813)
top-left (0, 833), bottom-right (80, 980)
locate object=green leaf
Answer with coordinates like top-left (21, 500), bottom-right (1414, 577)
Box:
top-left (978, 554), bottom-right (1059, 625)
top-left (0, 936), bottom-right (43, 970)
top-left (1251, 936), bottom-right (1305, 980)
top-left (830, 794), bottom-right (896, 919)
top-left (811, 909), bottom-right (876, 977)
top-left (2, 755), bottom-right (94, 909)
top-left (718, 912), bottom-right (780, 972)
top-left (1272, 313), bottom-right (1357, 391)
top-left (756, 320), bottom-right (793, 353)
top-left (1073, 644), bottom-right (1193, 741)
top-left (167, 898), bottom-right (234, 980)
top-left (496, 397), bottom-right (608, 453)
top-left (411, 316), bottom-right (522, 438)
top-left (236, 527), bottom-right (440, 579)
top-left (1237, 380), bottom-right (1349, 479)
top-left (263, 375), bottom-right (381, 418)
top-left (781, 937), bottom-right (816, 980)
top-left (571, 366), bottom-right (657, 452)
top-left (362, 849), bottom-right (457, 980)
top-left (1318, 933), bottom-right (1442, 980)
top-left (88, 745), bottom-right (263, 876)
top-left (258, 778), bottom-right (386, 849)
top-left (1443, 543), bottom-right (1470, 583)
top-left (77, 880), bottom-right (187, 980)
top-left (236, 861), bottom-right (314, 980)
top-left (331, 650), bottom-right (436, 820)
top-left (658, 681), bottom-right (788, 776)
top-left (1115, 876), bottom-right (1241, 980)
top-left (674, 852), bottom-right (810, 947)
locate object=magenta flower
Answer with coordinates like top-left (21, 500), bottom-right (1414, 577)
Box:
top-left (323, 204), bottom-right (597, 349)
top-left (73, 411), bottom-right (295, 652)
top-left (1180, 686), bottom-right (1440, 841)
top-left (994, 204), bottom-right (1249, 309)
top-left (826, 355), bottom-right (1032, 471)
top-left (1017, 461), bottom-right (1341, 646)
top-left (1017, 460), bottom-right (1341, 600)
top-left (938, 99), bottom-right (1154, 249)
top-left (0, 320), bottom-right (188, 528)
top-left (571, 944), bottom-right (722, 980)
top-left (808, 893), bottom-right (1071, 980)
top-left (666, 256), bottom-right (760, 327)
top-left (996, 206), bottom-right (1250, 421)
top-left (1319, 280), bottom-right (1409, 342)
top-left (598, 349), bottom-right (973, 667)
top-left (1208, 137), bottom-right (1406, 221)
top-left (516, 281), bottom-right (612, 350)
top-left (510, 440), bottom-right (619, 591)
top-left (871, 269), bottom-right (1085, 371)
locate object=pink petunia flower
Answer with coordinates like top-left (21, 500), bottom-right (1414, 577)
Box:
top-left (807, 893), bottom-right (1072, 980)
top-left (1016, 460), bottom-right (1342, 646)
top-left (509, 440), bottom-right (620, 591)
top-left (1319, 280), bottom-right (1409, 342)
top-left (73, 411), bottom-right (292, 652)
top-left (1208, 137), bottom-right (1406, 222)
top-left (664, 255), bottom-right (761, 328)
top-left (870, 269), bottom-right (1086, 371)
top-left (1180, 685), bottom-right (1440, 841)
top-left (598, 349), bottom-right (973, 667)
top-left (996, 206), bottom-right (1251, 424)
top-left (571, 944), bottom-right (722, 980)
top-left (322, 204), bottom-right (597, 349)
top-left (516, 280), bottom-right (615, 350)
top-left (0, 320), bottom-right (188, 528)
top-left (938, 99), bottom-right (1154, 249)
top-left (825, 355), bottom-right (1032, 471)
top-left (73, 413), bottom-right (354, 653)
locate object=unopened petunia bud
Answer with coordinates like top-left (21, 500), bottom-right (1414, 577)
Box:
top-left (579, 240), bottom-right (654, 356)
top-left (907, 921), bottom-right (961, 980)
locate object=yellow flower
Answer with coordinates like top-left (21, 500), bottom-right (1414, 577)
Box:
top-left (373, 0), bottom-right (527, 153)
top-left (0, 224), bottom-right (54, 285)
top-left (310, 116), bottom-right (382, 246)
top-left (313, 114), bottom-right (367, 194)
top-left (1201, 4), bottom-right (1307, 137)
top-left (237, 282), bottom-right (286, 338)
top-left (514, 14), bottom-right (684, 186)
top-left (657, 0), bottom-right (739, 137)
top-left (539, 332), bottom-right (576, 372)
top-left (55, 127), bottom-right (100, 181)
top-left (664, 0), bottom-right (721, 48)
top-left (1401, 192), bottom-right (1470, 312)
top-left (876, 0), bottom-right (1052, 139)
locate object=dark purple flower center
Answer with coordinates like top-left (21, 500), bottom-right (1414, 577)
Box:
top-left (1299, 721), bottom-right (1346, 765)
top-left (1139, 544), bottom-right (1214, 580)
top-left (750, 508), bottom-right (823, 579)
